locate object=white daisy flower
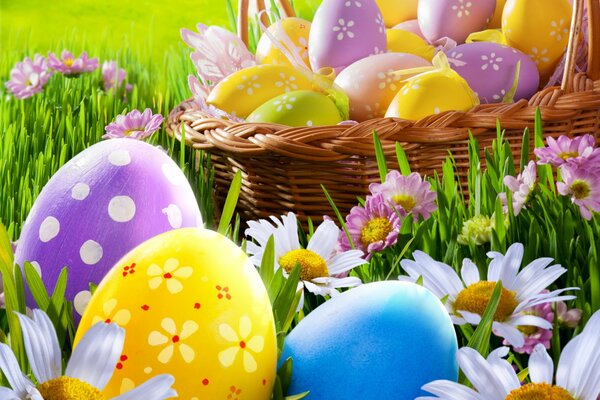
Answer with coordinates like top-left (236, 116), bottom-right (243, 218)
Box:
top-left (245, 212), bottom-right (365, 298)
top-left (418, 309), bottom-right (600, 400)
top-left (400, 243), bottom-right (577, 348)
top-left (0, 309), bottom-right (176, 399)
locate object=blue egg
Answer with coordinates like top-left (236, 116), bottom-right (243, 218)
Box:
top-left (282, 281), bottom-right (458, 399)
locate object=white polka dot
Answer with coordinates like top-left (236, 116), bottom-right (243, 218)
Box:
top-left (143, 367), bottom-right (153, 374)
top-left (108, 150), bottom-right (131, 166)
top-left (80, 240), bottom-right (103, 265)
top-left (71, 183), bottom-right (90, 200)
top-left (434, 107), bottom-right (441, 114)
top-left (30, 261), bottom-right (42, 277)
top-left (74, 290), bottom-right (92, 315)
top-left (162, 204), bottom-right (183, 228)
top-left (161, 163), bottom-right (184, 186)
top-left (39, 216), bottom-right (60, 243)
top-left (306, 120), bottom-right (313, 126)
top-left (108, 196), bottom-right (136, 222)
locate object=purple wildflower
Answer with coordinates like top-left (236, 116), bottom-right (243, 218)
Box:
top-left (557, 163), bottom-right (600, 220)
top-left (5, 55), bottom-right (52, 99)
top-left (101, 61), bottom-right (127, 91)
top-left (534, 134), bottom-right (600, 167)
top-left (499, 160), bottom-right (537, 215)
top-left (103, 108), bottom-right (163, 140)
top-left (504, 300), bottom-right (553, 354)
top-left (47, 50), bottom-right (98, 76)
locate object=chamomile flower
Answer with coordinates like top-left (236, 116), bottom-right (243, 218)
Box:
top-left (400, 243), bottom-right (576, 348)
top-left (0, 309), bottom-right (176, 400)
top-left (245, 212), bottom-right (365, 298)
top-left (418, 309), bottom-right (600, 400)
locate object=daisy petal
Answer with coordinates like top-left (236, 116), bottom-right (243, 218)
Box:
top-left (461, 259), bottom-right (480, 286)
top-left (307, 219), bottom-right (339, 260)
top-left (419, 379), bottom-right (483, 400)
top-left (17, 313), bottom-right (55, 383)
top-left (457, 347), bottom-right (511, 398)
top-left (32, 310), bottom-right (62, 379)
top-left (112, 374), bottom-right (177, 400)
top-left (66, 322), bottom-right (125, 390)
top-left (0, 343), bottom-right (36, 397)
top-left (492, 322), bottom-right (524, 348)
top-left (529, 344), bottom-right (554, 384)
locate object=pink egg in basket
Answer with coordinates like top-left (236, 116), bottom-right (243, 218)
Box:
top-left (308, 0), bottom-right (387, 72)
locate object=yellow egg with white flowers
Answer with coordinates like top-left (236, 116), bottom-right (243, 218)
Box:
top-left (386, 29), bottom-right (435, 62)
top-left (256, 17), bottom-right (311, 68)
top-left (207, 65), bottom-right (313, 118)
top-left (75, 228), bottom-right (277, 400)
top-left (502, 0), bottom-right (572, 80)
top-left (375, 0), bottom-right (418, 27)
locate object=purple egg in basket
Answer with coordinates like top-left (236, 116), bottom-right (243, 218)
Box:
top-left (14, 139), bottom-right (203, 322)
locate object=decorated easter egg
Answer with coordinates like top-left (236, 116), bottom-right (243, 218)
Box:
top-left (207, 65), bottom-right (312, 118)
top-left (255, 17), bottom-right (312, 68)
top-left (375, 0), bottom-right (418, 27)
top-left (393, 19), bottom-right (426, 39)
top-left (418, 0), bottom-right (496, 43)
top-left (335, 52), bottom-right (430, 121)
top-left (386, 29), bottom-right (435, 61)
top-left (14, 139), bottom-right (203, 320)
top-left (75, 228), bottom-right (277, 399)
top-left (446, 42), bottom-right (540, 103)
top-left (386, 54), bottom-right (479, 120)
top-left (488, 0), bottom-right (507, 28)
top-left (502, 0), bottom-right (572, 80)
top-left (282, 281), bottom-right (458, 399)
top-left (308, 0), bottom-right (387, 72)
top-left (247, 90), bottom-right (342, 126)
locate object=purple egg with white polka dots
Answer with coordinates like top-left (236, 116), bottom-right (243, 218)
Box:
top-left (308, 0), bottom-right (387, 72)
top-left (14, 139), bottom-right (203, 322)
top-left (446, 42), bottom-right (540, 104)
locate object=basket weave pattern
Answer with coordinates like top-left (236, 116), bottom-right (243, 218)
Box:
top-left (168, 0), bottom-right (600, 223)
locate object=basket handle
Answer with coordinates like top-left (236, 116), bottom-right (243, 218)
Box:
top-left (237, 0), bottom-right (296, 47)
top-left (562, 0), bottom-right (600, 90)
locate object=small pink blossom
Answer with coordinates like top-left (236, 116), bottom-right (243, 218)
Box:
top-left (503, 300), bottom-right (553, 354)
top-left (555, 301), bottom-right (582, 328)
top-left (47, 50), bottom-right (98, 76)
top-left (557, 163), bottom-right (600, 220)
top-left (5, 55), bottom-right (53, 99)
top-left (499, 160), bottom-right (537, 215)
top-left (534, 134), bottom-right (600, 166)
top-left (101, 61), bottom-right (127, 91)
top-left (339, 194), bottom-right (402, 258)
top-left (369, 171), bottom-right (437, 220)
top-left (103, 108), bottom-right (163, 140)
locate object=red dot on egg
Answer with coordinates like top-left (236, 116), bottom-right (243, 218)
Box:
top-left (202, 378), bottom-right (209, 386)
top-left (194, 303), bottom-right (201, 309)
top-left (141, 305), bottom-right (149, 311)
top-left (262, 379), bottom-right (266, 385)
top-left (120, 355), bottom-right (128, 362)
top-left (116, 363), bottom-right (123, 370)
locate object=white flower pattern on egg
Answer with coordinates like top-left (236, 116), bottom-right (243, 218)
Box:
top-left (92, 298), bottom-right (131, 326)
top-left (274, 73), bottom-right (299, 93)
top-left (375, 14), bottom-right (385, 34)
top-left (273, 95), bottom-right (297, 112)
top-left (147, 258), bottom-right (193, 294)
top-left (236, 75), bottom-right (261, 95)
top-left (218, 315), bottom-right (265, 373)
top-left (377, 69), bottom-right (400, 92)
top-left (530, 47), bottom-right (550, 65)
top-left (480, 53), bottom-right (503, 71)
top-left (452, 0), bottom-right (473, 18)
top-left (401, 80), bottom-right (421, 95)
top-left (549, 19), bottom-right (569, 42)
top-left (493, 89), bottom-right (507, 101)
top-left (148, 318), bottom-right (199, 364)
top-left (333, 19), bottom-right (355, 41)
top-left (344, 0), bottom-right (361, 7)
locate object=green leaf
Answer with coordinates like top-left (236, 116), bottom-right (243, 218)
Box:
top-left (467, 280), bottom-right (503, 357)
top-left (259, 235), bottom-right (276, 296)
top-left (373, 131), bottom-right (388, 182)
top-left (24, 261), bottom-right (51, 310)
top-left (395, 142), bottom-right (411, 176)
top-left (520, 128), bottom-right (530, 173)
top-left (322, 184), bottom-right (354, 249)
top-left (217, 170), bottom-right (242, 235)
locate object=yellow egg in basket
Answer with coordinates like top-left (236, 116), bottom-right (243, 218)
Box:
top-left (375, 0), bottom-right (418, 28)
top-left (207, 64), bottom-right (313, 118)
top-left (502, 0), bottom-right (572, 80)
top-left (255, 17), bottom-right (312, 68)
top-left (385, 52), bottom-right (479, 121)
top-left (387, 29), bottom-right (435, 62)
top-left (488, 0), bottom-right (507, 29)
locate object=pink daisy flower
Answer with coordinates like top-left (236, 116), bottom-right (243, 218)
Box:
top-left (5, 55), bottom-right (53, 99)
top-left (103, 108), bottom-right (163, 140)
top-left (503, 299), bottom-right (553, 354)
top-left (369, 170), bottom-right (437, 220)
top-left (47, 50), bottom-right (98, 76)
top-left (499, 160), bottom-right (537, 215)
top-left (101, 60), bottom-right (127, 91)
top-left (555, 301), bottom-right (582, 328)
top-left (534, 134), bottom-right (600, 167)
top-left (340, 194), bottom-right (402, 258)
top-left (557, 163), bottom-right (600, 220)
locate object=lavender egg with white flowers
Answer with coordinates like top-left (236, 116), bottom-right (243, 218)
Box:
top-left (14, 139), bottom-right (203, 321)
top-left (446, 42), bottom-right (540, 103)
top-left (308, 0), bottom-right (387, 72)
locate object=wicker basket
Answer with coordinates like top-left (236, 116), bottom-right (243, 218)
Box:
top-left (168, 0), bottom-right (600, 223)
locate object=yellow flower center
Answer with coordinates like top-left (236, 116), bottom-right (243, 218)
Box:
top-left (558, 151), bottom-right (579, 160)
top-left (506, 383), bottom-right (574, 400)
top-left (518, 324), bottom-right (538, 336)
top-left (571, 179), bottom-right (590, 200)
top-left (454, 281), bottom-right (519, 322)
top-left (279, 249), bottom-right (329, 281)
top-left (123, 127), bottom-right (144, 136)
top-left (64, 58), bottom-right (75, 67)
top-left (37, 376), bottom-right (105, 400)
top-left (392, 194), bottom-right (416, 212)
top-left (360, 217), bottom-right (393, 247)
